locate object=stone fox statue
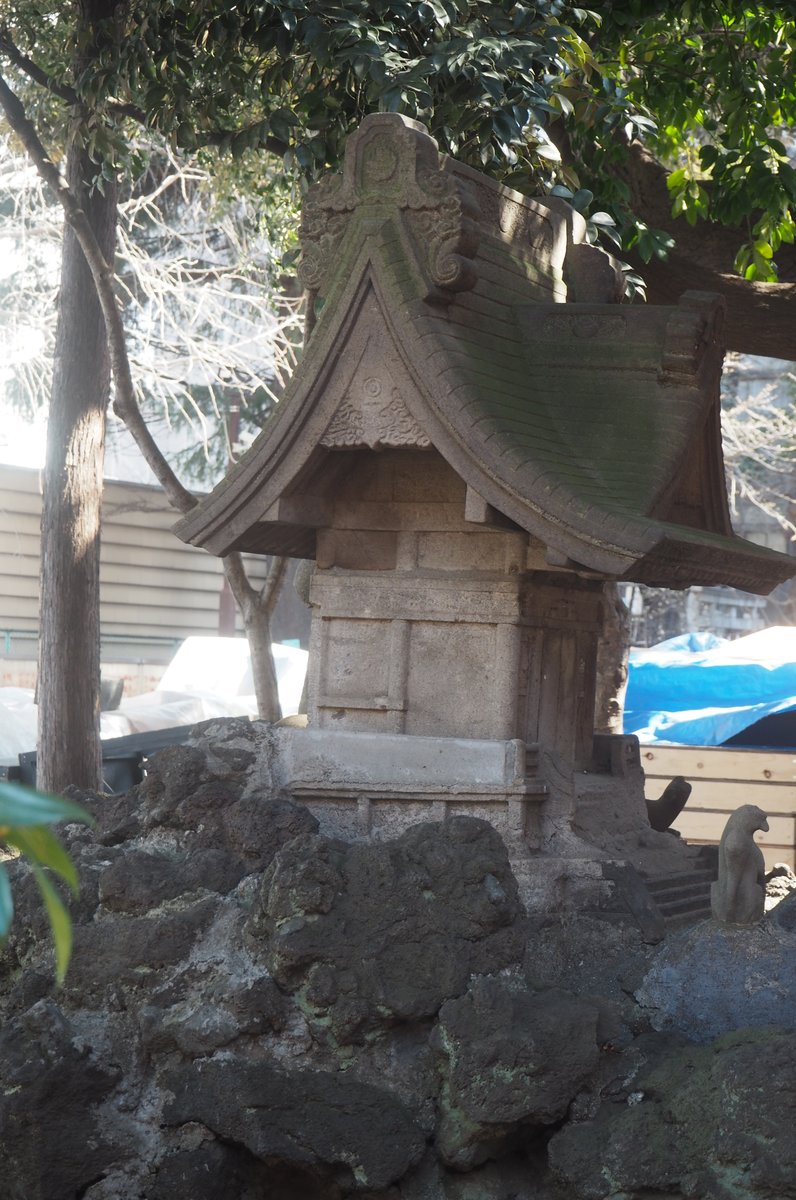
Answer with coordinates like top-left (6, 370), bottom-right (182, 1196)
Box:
top-left (711, 804), bottom-right (769, 925)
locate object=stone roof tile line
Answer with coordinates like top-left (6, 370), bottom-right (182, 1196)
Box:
top-left (405, 295), bottom-right (768, 576)
top-left (449, 302), bottom-right (720, 513)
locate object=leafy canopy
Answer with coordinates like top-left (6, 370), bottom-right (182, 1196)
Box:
top-left (2, 2), bottom-right (794, 283)
top-left (592, 3), bottom-right (796, 281)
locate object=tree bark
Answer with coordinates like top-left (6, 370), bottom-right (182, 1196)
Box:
top-left (617, 142), bottom-right (796, 361)
top-left (243, 598), bottom-right (283, 722)
top-left (595, 582), bottom-right (631, 736)
top-left (37, 143), bottom-right (117, 792)
top-left (630, 252), bottom-right (796, 361)
top-left (222, 552), bottom-right (287, 721)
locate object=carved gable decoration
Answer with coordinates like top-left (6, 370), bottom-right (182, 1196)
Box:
top-left (298, 114), bottom-right (480, 304)
top-left (319, 322), bottom-right (431, 451)
top-left (321, 376), bottom-right (431, 450)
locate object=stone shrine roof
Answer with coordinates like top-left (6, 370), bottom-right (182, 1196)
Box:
top-left (175, 114), bottom-right (795, 594)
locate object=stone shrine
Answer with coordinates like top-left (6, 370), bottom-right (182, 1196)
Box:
top-left (176, 114), bottom-right (795, 898)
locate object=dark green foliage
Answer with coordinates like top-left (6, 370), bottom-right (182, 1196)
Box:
top-left (2, 2), bottom-right (794, 283)
top-left (591, 5), bottom-right (796, 279)
top-left (5, 3), bottom-right (793, 288)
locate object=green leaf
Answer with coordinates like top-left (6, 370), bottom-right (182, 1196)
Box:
top-left (734, 245), bottom-right (752, 274)
top-left (0, 783), bottom-right (93, 829)
top-left (0, 861), bottom-right (13, 940)
top-left (7, 827), bottom-right (79, 894)
top-left (30, 864), bottom-right (73, 986)
top-left (597, 223), bottom-right (622, 249)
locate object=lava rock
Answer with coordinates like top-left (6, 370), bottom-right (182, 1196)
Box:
top-left (0, 999), bottom-right (121, 1200)
top-left (636, 917), bottom-right (796, 1042)
top-left (98, 847), bottom-right (245, 913)
top-left (248, 817), bottom-right (525, 1041)
top-left (770, 885), bottom-right (796, 929)
top-left (65, 898), bottom-right (219, 1000)
top-left (163, 1057), bottom-right (425, 1191)
top-left (548, 1028), bottom-right (796, 1200)
top-left (430, 972), bottom-right (600, 1169)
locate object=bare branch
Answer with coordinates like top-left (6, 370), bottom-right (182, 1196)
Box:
top-left (0, 79), bottom-right (298, 723)
top-left (722, 371), bottom-right (796, 538)
top-left (258, 555), bottom-right (288, 619)
top-left (0, 71), bottom-right (198, 512)
top-left (222, 550), bottom-right (257, 612)
top-left (0, 133), bottom-right (305, 490)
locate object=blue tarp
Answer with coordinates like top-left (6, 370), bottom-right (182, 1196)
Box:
top-left (623, 627), bottom-right (796, 746)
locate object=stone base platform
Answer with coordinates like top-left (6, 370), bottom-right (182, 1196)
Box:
top-left (251, 726), bottom-right (706, 925)
top-left (266, 726), bottom-right (548, 848)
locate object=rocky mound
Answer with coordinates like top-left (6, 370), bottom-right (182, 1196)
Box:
top-left (1, 718), bottom-right (794, 1200)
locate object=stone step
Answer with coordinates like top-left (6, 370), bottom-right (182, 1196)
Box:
top-left (643, 865), bottom-right (716, 928)
top-left (665, 909), bottom-right (711, 931)
top-left (661, 893), bottom-right (711, 915)
top-left (648, 878), bottom-right (715, 897)
top-left (645, 870), bottom-right (715, 895)
top-left (657, 892), bottom-right (711, 917)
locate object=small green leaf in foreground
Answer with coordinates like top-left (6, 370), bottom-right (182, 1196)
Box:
top-left (0, 781), bottom-right (92, 983)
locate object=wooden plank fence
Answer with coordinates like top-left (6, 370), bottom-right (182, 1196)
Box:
top-left (642, 743), bottom-right (796, 870)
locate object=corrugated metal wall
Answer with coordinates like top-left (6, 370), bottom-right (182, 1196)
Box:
top-left (0, 464), bottom-right (270, 661)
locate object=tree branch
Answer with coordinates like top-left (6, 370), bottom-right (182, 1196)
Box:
top-left (197, 122), bottom-right (288, 158)
top-left (258, 555), bottom-right (288, 619)
top-left (0, 30), bottom-right (288, 152)
top-left (0, 28), bottom-right (78, 106)
top-left (631, 251), bottom-right (796, 361)
top-left (619, 141), bottom-right (796, 284)
top-left (0, 74), bottom-right (70, 203)
top-left (0, 71), bottom-right (198, 512)
top-left (222, 550), bottom-right (257, 612)
top-left (602, 142), bottom-right (796, 360)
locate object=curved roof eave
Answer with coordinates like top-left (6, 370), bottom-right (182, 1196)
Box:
top-left (173, 236), bottom-right (394, 557)
top-left (173, 223), bottom-right (795, 596)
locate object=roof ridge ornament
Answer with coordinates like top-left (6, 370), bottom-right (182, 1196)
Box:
top-left (298, 113), bottom-right (480, 307)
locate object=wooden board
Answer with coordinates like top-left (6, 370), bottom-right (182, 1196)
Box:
top-left (643, 743), bottom-right (796, 870)
top-left (641, 744), bottom-right (796, 784)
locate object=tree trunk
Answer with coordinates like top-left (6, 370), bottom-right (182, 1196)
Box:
top-left (595, 582), bottom-right (631, 736)
top-left (615, 142), bottom-right (796, 361)
top-left (36, 145), bottom-right (117, 792)
top-left (222, 553), bottom-right (287, 722)
top-left (243, 600), bottom-right (283, 722)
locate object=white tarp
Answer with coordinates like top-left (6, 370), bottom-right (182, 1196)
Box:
top-left (0, 637), bottom-right (308, 765)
